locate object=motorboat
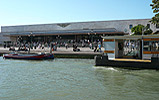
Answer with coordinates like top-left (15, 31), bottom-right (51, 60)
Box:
top-left (3, 53), bottom-right (54, 60)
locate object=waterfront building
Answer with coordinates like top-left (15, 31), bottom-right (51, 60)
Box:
top-left (0, 19), bottom-right (158, 46)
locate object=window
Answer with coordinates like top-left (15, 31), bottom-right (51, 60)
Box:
top-left (156, 24), bottom-right (159, 28)
top-left (147, 24), bottom-right (150, 28)
top-left (144, 41), bottom-right (159, 51)
top-left (129, 24), bottom-right (133, 29)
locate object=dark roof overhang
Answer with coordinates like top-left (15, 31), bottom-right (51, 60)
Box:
top-left (2, 28), bottom-right (126, 36)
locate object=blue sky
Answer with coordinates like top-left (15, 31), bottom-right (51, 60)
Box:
top-left (0, 0), bottom-right (154, 27)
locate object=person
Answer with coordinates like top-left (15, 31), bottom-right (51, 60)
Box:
top-left (132, 43), bottom-right (135, 50)
top-left (29, 42), bottom-right (31, 49)
top-left (73, 43), bottom-right (80, 52)
top-left (33, 42), bottom-right (37, 49)
top-left (98, 42), bottom-right (101, 52)
top-left (89, 43), bottom-right (92, 49)
top-left (50, 43), bottom-right (53, 52)
top-left (38, 43), bottom-right (41, 49)
top-left (53, 42), bottom-right (57, 51)
top-left (45, 42), bottom-right (48, 48)
top-left (42, 43), bottom-right (44, 49)
top-left (82, 42), bottom-right (85, 48)
top-left (149, 42), bottom-right (152, 51)
top-left (30, 42), bottom-right (33, 49)
top-left (65, 43), bottom-right (68, 49)
top-left (152, 42), bottom-right (155, 51)
top-left (9, 47), bottom-right (15, 51)
top-left (94, 41), bottom-right (97, 52)
top-left (156, 42), bottom-right (158, 51)
top-left (73, 44), bottom-right (76, 51)
top-left (4, 43), bottom-right (6, 48)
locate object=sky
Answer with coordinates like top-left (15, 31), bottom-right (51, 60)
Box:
top-left (0, 0), bottom-right (154, 27)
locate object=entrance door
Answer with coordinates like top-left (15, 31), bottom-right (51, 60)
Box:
top-left (118, 41), bottom-right (124, 58)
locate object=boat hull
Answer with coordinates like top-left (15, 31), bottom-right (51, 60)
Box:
top-left (95, 55), bottom-right (159, 69)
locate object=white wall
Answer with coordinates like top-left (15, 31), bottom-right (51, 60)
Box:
top-left (1, 19), bottom-right (158, 44)
top-left (1, 19), bottom-right (157, 34)
top-left (104, 41), bottom-right (115, 59)
top-left (0, 33), bottom-right (11, 45)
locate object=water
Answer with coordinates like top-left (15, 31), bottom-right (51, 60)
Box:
top-left (0, 57), bottom-right (159, 100)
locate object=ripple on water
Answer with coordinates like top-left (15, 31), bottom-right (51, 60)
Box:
top-left (0, 57), bottom-right (159, 100)
top-left (93, 66), bottom-right (119, 72)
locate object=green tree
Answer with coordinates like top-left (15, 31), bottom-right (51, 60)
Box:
top-left (131, 25), bottom-right (144, 35)
top-left (150, 0), bottom-right (159, 24)
top-left (144, 27), bottom-right (153, 35)
top-left (131, 25), bottom-right (153, 35)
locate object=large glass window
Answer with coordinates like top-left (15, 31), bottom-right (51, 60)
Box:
top-left (123, 40), bottom-right (140, 58)
top-left (144, 41), bottom-right (159, 51)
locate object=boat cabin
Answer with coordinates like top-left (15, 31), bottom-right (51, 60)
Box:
top-left (103, 35), bottom-right (159, 60)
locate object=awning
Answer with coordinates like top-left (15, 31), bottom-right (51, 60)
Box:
top-left (2, 28), bottom-right (126, 36)
top-left (102, 35), bottom-right (159, 40)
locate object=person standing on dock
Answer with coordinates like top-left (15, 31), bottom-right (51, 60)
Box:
top-left (94, 41), bottom-right (97, 52)
top-left (89, 43), bottom-right (92, 49)
top-left (98, 42), bottom-right (101, 52)
top-left (65, 42), bottom-right (68, 49)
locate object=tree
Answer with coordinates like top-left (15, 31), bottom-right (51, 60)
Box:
top-left (131, 25), bottom-right (153, 35)
top-left (144, 27), bottom-right (153, 35)
top-left (150, 0), bottom-right (159, 24)
top-left (131, 25), bottom-right (144, 35)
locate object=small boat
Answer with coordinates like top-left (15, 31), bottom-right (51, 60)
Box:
top-left (3, 53), bottom-right (54, 60)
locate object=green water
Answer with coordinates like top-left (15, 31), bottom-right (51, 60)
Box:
top-left (0, 57), bottom-right (159, 100)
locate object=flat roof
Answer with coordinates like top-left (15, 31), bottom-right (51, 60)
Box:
top-left (102, 35), bottom-right (159, 40)
top-left (1, 18), bottom-right (151, 27)
top-left (2, 28), bottom-right (125, 36)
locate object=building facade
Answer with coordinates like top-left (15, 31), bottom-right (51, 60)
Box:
top-left (0, 19), bottom-right (158, 45)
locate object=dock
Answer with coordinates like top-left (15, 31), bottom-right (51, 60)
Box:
top-left (96, 35), bottom-right (159, 69)
top-left (95, 55), bottom-right (159, 69)
top-left (0, 47), bottom-right (103, 59)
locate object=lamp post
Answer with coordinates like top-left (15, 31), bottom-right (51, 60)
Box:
top-left (90, 29), bottom-right (94, 43)
top-left (17, 36), bottom-right (22, 49)
top-left (90, 29), bottom-right (97, 49)
top-left (142, 27), bottom-right (145, 59)
top-left (56, 35), bottom-right (61, 48)
top-left (28, 32), bottom-right (33, 42)
top-left (28, 32), bottom-right (33, 53)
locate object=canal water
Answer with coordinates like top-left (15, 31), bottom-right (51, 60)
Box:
top-left (0, 57), bottom-right (159, 100)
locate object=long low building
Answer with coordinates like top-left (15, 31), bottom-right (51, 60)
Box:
top-left (0, 18), bottom-right (158, 45)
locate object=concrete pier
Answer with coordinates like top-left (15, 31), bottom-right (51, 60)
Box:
top-left (0, 47), bottom-right (103, 59)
